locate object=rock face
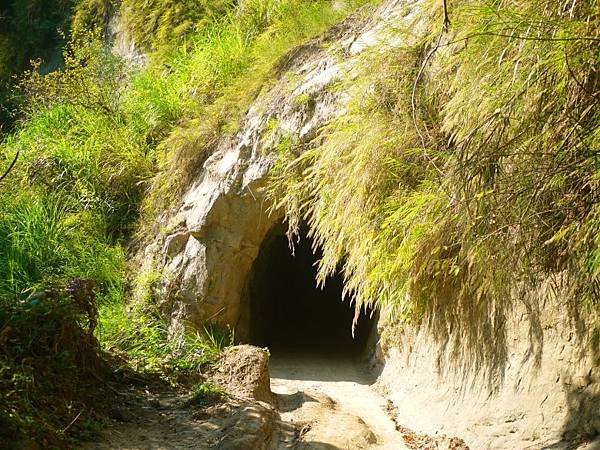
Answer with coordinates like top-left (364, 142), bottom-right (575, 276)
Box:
top-left (141, 0), bottom-right (409, 339)
top-left (376, 297), bottom-right (600, 450)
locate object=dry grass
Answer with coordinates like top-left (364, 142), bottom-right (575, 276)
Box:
top-left (268, 0), bottom-right (600, 385)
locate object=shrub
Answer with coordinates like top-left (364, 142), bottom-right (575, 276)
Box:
top-left (0, 288), bottom-right (107, 446)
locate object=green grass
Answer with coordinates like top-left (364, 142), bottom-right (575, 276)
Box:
top-left (267, 0), bottom-right (600, 385)
top-left (98, 300), bottom-right (231, 374)
top-left (187, 382), bottom-right (226, 407)
top-left (138, 0), bottom-right (379, 217)
top-left (0, 192), bottom-right (126, 298)
top-left (120, 0), bottom-right (232, 52)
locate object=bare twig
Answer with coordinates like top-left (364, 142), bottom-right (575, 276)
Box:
top-left (442, 0), bottom-right (451, 32)
top-left (439, 31), bottom-right (600, 48)
top-left (61, 410), bottom-right (83, 433)
top-left (0, 150), bottom-right (19, 183)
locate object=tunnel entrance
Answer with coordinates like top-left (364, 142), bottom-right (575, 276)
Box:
top-left (247, 224), bottom-right (374, 356)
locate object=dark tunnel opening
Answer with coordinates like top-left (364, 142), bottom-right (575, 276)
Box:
top-left (247, 224), bottom-right (374, 357)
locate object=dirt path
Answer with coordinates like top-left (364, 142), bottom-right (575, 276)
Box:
top-left (82, 351), bottom-right (411, 449)
top-left (81, 386), bottom-right (277, 450)
top-left (270, 353), bottom-right (408, 450)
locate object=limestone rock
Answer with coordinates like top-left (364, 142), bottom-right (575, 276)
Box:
top-left (140, 0), bottom-right (407, 338)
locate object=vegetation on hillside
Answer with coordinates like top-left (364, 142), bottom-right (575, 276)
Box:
top-left (1, 0), bottom-right (598, 443)
top-left (0, 0), bottom-right (379, 445)
top-left (269, 0), bottom-right (600, 384)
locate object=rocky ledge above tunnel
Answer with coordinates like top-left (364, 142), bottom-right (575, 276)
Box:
top-left (134, 1), bottom-right (404, 340)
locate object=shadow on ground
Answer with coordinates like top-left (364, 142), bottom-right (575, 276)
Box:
top-left (541, 387), bottom-right (600, 450)
top-left (269, 353), bottom-right (376, 384)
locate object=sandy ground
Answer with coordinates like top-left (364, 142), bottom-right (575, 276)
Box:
top-left (80, 389), bottom-right (211, 449)
top-left (80, 350), bottom-right (600, 450)
top-left (270, 352), bottom-right (409, 450)
top-left (81, 351), bottom-right (412, 449)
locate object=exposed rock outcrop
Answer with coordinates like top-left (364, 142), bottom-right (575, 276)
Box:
top-left (375, 296), bottom-right (600, 450)
top-left (140, 0), bottom-right (409, 339)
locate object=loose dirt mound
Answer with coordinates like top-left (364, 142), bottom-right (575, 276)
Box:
top-left (213, 345), bottom-right (274, 404)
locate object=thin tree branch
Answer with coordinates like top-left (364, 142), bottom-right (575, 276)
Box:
top-left (442, 0), bottom-right (451, 32)
top-left (0, 150), bottom-right (19, 183)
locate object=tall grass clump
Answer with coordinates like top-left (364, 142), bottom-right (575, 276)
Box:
top-left (120, 0), bottom-right (232, 52)
top-left (268, 0), bottom-right (600, 385)
top-left (98, 295), bottom-right (232, 375)
top-left (141, 0), bottom-right (378, 215)
top-left (0, 30), bottom-right (161, 445)
top-left (0, 194), bottom-right (125, 298)
top-left (0, 33), bottom-right (140, 301)
top-left (0, 32), bottom-right (138, 443)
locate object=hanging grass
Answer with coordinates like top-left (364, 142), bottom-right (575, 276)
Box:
top-left (268, 0), bottom-right (600, 385)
